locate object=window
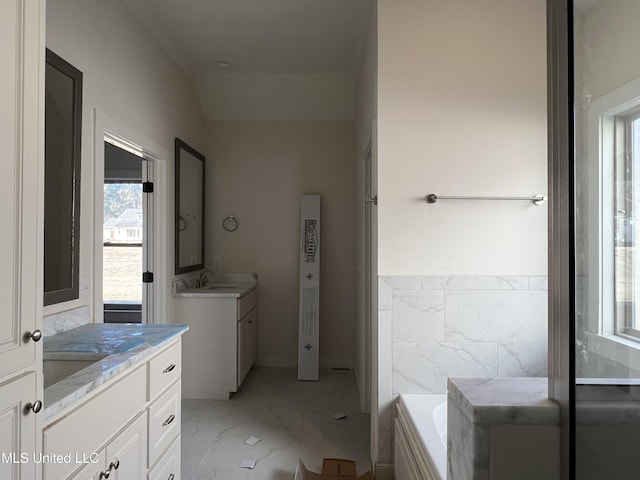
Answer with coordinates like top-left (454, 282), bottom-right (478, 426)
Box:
top-left (102, 137), bottom-right (154, 324)
top-left (614, 108), bottom-right (640, 338)
top-left (103, 184), bottom-right (143, 309)
top-left (588, 78), bottom-right (640, 345)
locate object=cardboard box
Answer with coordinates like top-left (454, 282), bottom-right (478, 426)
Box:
top-left (294, 458), bottom-right (372, 480)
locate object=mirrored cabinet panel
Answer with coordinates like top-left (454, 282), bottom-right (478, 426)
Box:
top-left (175, 138), bottom-right (205, 274)
top-left (44, 49), bottom-right (82, 306)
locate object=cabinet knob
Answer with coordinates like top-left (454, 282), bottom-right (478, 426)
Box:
top-left (99, 468), bottom-right (111, 479)
top-left (24, 330), bottom-right (42, 342)
top-left (109, 458), bottom-right (120, 470)
top-left (168, 474), bottom-right (175, 480)
top-left (25, 400), bottom-right (42, 414)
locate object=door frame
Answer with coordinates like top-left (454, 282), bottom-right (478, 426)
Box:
top-left (93, 110), bottom-right (168, 324)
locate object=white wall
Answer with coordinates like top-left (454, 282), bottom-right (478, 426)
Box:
top-left (377, 0), bottom-right (548, 276)
top-left (46, 0), bottom-right (205, 321)
top-left (205, 120), bottom-right (356, 368)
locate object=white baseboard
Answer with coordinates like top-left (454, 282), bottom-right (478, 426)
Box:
top-left (258, 356), bottom-right (354, 369)
top-left (259, 356), bottom-right (297, 368)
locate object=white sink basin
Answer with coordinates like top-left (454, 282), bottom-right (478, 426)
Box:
top-left (43, 354), bottom-right (107, 388)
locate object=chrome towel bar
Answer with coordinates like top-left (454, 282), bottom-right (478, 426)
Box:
top-left (426, 193), bottom-right (546, 205)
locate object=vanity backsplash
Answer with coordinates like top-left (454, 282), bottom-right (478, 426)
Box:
top-left (43, 305), bottom-right (91, 337)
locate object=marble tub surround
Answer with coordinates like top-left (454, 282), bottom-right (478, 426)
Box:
top-left (447, 377), bottom-right (559, 425)
top-left (43, 305), bottom-right (91, 337)
top-left (173, 272), bottom-right (257, 298)
top-left (447, 377), bottom-right (559, 480)
top-left (43, 323), bottom-right (188, 421)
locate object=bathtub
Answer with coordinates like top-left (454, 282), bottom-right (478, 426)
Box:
top-left (394, 394), bottom-right (447, 480)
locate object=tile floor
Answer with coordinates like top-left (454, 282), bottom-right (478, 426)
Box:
top-left (181, 367), bottom-right (371, 479)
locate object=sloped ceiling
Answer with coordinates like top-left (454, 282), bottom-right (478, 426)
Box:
top-left (121, 0), bottom-right (373, 78)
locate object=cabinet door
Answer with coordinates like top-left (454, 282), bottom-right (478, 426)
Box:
top-left (236, 318), bottom-right (245, 387)
top-left (0, 5), bottom-right (43, 477)
top-left (105, 413), bottom-right (147, 480)
top-left (0, 0), bottom-right (44, 379)
top-left (237, 309), bottom-right (257, 387)
top-left (148, 436), bottom-right (180, 480)
top-left (247, 309), bottom-right (257, 370)
top-left (0, 373), bottom-right (38, 480)
top-left (67, 451), bottom-right (106, 480)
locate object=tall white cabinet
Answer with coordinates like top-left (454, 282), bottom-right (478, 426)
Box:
top-left (0, 1), bottom-right (45, 479)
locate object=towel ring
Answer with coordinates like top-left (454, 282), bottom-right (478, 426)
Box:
top-left (223, 215), bottom-right (238, 232)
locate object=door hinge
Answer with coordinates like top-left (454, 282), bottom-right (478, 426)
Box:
top-left (142, 181), bottom-right (154, 193)
top-left (142, 271), bottom-right (154, 283)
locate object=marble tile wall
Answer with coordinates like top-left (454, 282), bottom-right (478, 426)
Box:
top-left (43, 305), bottom-right (91, 337)
top-left (383, 275), bottom-right (548, 396)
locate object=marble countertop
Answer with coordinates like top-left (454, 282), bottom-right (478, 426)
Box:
top-left (43, 323), bottom-right (188, 422)
top-left (173, 272), bottom-right (257, 298)
top-left (448, 377), bottom-right (560, 425)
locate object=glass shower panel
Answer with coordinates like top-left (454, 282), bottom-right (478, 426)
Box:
top-left (574, 0), bottom-right (640, 478)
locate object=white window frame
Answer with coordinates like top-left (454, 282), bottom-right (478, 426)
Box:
top-left (585, 76), bottom-right (640, 370)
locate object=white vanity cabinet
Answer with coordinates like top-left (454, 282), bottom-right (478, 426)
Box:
top-left (174, 286), bottom-right (257, 399)
top-left (0, 2), bottom-right (45, 480)
top-left (42, 338), bottom-right (183, 480)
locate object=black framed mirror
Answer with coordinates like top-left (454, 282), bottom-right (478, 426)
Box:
top-left (44, 49), bottom-right (83, 306)
top-left (175, 138), bottom-right (205, 274)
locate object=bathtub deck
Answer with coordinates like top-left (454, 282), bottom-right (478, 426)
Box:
top-left (396, 394), bottom-right (447, 480)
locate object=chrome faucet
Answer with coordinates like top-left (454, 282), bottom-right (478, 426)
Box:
top-left (199, 269), bottom-right (215, 287)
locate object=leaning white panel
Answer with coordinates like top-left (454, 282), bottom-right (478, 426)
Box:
top-left (298, 194), bottom-right (320, 381)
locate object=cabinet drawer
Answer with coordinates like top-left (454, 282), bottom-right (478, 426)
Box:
top-left (148, 380), bottom-right (181, 467)
top-left (237, 289), bottom-right (256, 320)
top-left (43, 365), bottom-right (146, 480)
top-left (148, 341), bottom-right (181, 400)
top-left (148, 435), bottom-right (180, 480)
